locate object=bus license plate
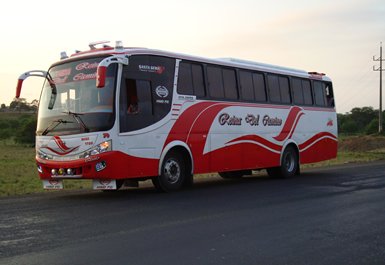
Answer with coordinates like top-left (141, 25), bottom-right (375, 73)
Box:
top-left (92, 180), bottom-right (117, 190)
top-left (43, 180), bottom-right (63, 190)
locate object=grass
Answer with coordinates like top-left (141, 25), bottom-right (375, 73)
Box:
top-left (0, 136), bottom-right (384, 197)
top-left (304, 150), bottom-right (385, 168)
top-left (0, 145), bottom-right (42, 196)
top-left (0, 144), bottom-right (91, 196)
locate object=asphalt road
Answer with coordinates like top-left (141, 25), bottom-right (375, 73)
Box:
top-left (1, 161), bottom-right (385, 265)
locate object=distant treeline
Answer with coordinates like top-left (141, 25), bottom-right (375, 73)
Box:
top-left (0, 99), bottom-right (37, 145)
top-left (338, 107), bottom-right (385, 135)
top-left (0, 99), bottom-right (384, 145)
top-left (0, 113), bottom-right (36, 145)
top-left (1, 98), bottom-right (38, 113)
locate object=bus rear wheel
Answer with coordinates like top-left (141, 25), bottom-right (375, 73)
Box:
top-left (153, 151), bottom-right (185, 192)
top-left (267, 145), bottom-right (299, 178)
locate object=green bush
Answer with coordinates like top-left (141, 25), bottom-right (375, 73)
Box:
top-left (0, 113), bottom-right (36, 145)
top-left (15, 117), bottom-right (37, 145)
top-left (338, 107), bottom-right (385, 135)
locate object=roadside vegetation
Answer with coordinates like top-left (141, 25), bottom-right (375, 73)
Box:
top-left (0, 101), bottom-right (384, 197)
top-left (338, 106), bottom-right (385, 135)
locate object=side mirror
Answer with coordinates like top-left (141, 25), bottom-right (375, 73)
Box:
top-left (15, 70), bottom-right (48, 98)
top-left (96, 55), bottom-right (129, 88)
top-left (16, 79), bottom-right (24, 98)
top-left (96, 66), bottom-right (107, 88)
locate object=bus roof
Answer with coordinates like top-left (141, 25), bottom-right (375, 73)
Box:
top-left (63, 44), bottom-right (332, 81)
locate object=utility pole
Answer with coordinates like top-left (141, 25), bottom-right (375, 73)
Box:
top-left (373, 42), bottom-right (384, 133)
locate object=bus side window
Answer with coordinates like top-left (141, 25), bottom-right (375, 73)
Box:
top-left (267, 75), bottom-right (280, 103)
top-left (239, 70), bottom-right (254, 101)
top-left (207, 65), bottom-right (225, 99)
top-left (314, 81), bottom-right (327, 107)
top-left (292, 78), bottom-right (304, 105)
top-left (292, 78), bottom-right (312, 106)
top-left (177, 62), bottom-right (194, 95)
top-left (252, 72), bottom-right (267, 102)
top-left (124, 79), bottom-right (153, 115)
top-left (302, 80), bottom-right (313, 105)
top-left (325, 83), bottom-right (335, 107)
top-left (279, 76), bottom-right (291, 104)
top-left (120, 78), bottom-right (153, 132)
top-left (136, 80), bottom-right (153, 115)
top-left (126, 79), bottom-right (139, 114)
top-left (191, 64), bottom-right (205, 97)
top-left (177, 62), bottom-right (206, 97)
top-left (222, 68), bottom-right (238, 100)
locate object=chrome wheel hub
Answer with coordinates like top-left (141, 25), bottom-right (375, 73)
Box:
top-left (164, 160), bottom-right (180, 184)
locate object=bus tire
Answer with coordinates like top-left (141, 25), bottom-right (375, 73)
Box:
top-left (267, 145), bottom-right (299, 178)
top-left (152, 151), bottom-right (185, 192)
top-left (183, 172), bottom-right (194, 188)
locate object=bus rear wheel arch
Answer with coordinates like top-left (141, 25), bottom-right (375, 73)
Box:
top-left (153, 147), bottom-right (193, 192)
top-left (267, 144), bottom-right (299, 178)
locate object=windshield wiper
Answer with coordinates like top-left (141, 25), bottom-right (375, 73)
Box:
top-left (62, 111), bottom-right (90, 133)
top-left (42, 119), bottom-right (73, 136)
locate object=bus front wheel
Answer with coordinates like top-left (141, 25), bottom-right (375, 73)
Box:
top-left (153, 151), bottom-right (185, 192)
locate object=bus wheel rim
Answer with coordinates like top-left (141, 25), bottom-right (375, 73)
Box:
top-left (164, 160), bottom-right (181, 184)
top-left (284, 152), bottom-right (295, 172)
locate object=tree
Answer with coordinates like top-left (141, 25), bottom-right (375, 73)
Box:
top-left (350, 107), bottom-right (377, 130)
top-left (8, 98), bottom-right (38, 112)
top-left (365, 119), bottom-right (379, 135)
top-left (10, 98), bottom-right (29, 111)
top-left (30, 99), bottom-right (39, 113)
top-left (338, 107), bottom-right (380, 135)
top-left (0, 120), bottom-right (11, 142)
top-left (30, 99), bottom-right (39, 107)
top-left (15, 116), bottom-right (37, 145)
top-left (340, 120), bottom-right (359, 134)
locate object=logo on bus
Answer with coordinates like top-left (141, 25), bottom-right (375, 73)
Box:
top-left (139, 65), bottom-right (165, 74)
top-left (218, 112), bottom-right (283, 127)
top-left (49, 180), bottom-right (60, 186)
top-left (155, 86), bottom-right (169, 98)
top-left (76, 62), bottom-right (99, 71)
top-left (218, 113), bottom-right (242, 126)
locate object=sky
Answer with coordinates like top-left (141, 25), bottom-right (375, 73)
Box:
top-left (0, 0), bottom-right (384, 113)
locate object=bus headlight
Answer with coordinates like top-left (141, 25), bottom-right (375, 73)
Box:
top-left (80, 140), bottom-right (112, 158)
top-left (37, 150), bottom-right (53, 160)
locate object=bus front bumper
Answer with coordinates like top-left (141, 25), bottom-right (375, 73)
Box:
top-left (36, 150), bottom-right (159, 189)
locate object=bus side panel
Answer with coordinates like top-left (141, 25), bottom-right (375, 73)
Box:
top-left (188, 132), bottom-right (210, 174)
top-left (163, 101), bottom-right (228, 174)
top-left (299, 134), bottom-right (338, 164)
top-left (208, 142), bottom-right (280, 172)
top-left (298, 109), bottom-right (338, 164)
top-left (164, 101), bottom-right (338, 175)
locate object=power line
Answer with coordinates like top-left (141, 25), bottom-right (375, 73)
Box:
top-left (337, 61), bottom-right (376, 113)
top-left (373, 42), bottom-right (384, 133)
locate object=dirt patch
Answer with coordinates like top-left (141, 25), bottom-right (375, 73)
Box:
top-left (339, 135), bottom-right (385, 152)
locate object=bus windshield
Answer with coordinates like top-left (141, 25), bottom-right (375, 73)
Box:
top-left (37, 57), bottom-right (117, 136)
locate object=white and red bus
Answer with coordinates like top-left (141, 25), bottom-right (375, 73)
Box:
top-left (16, 41), bottom-right (337, 192)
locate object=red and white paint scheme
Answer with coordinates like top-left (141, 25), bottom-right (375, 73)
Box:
top-left (16, 41), bottom-right (337, 192)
